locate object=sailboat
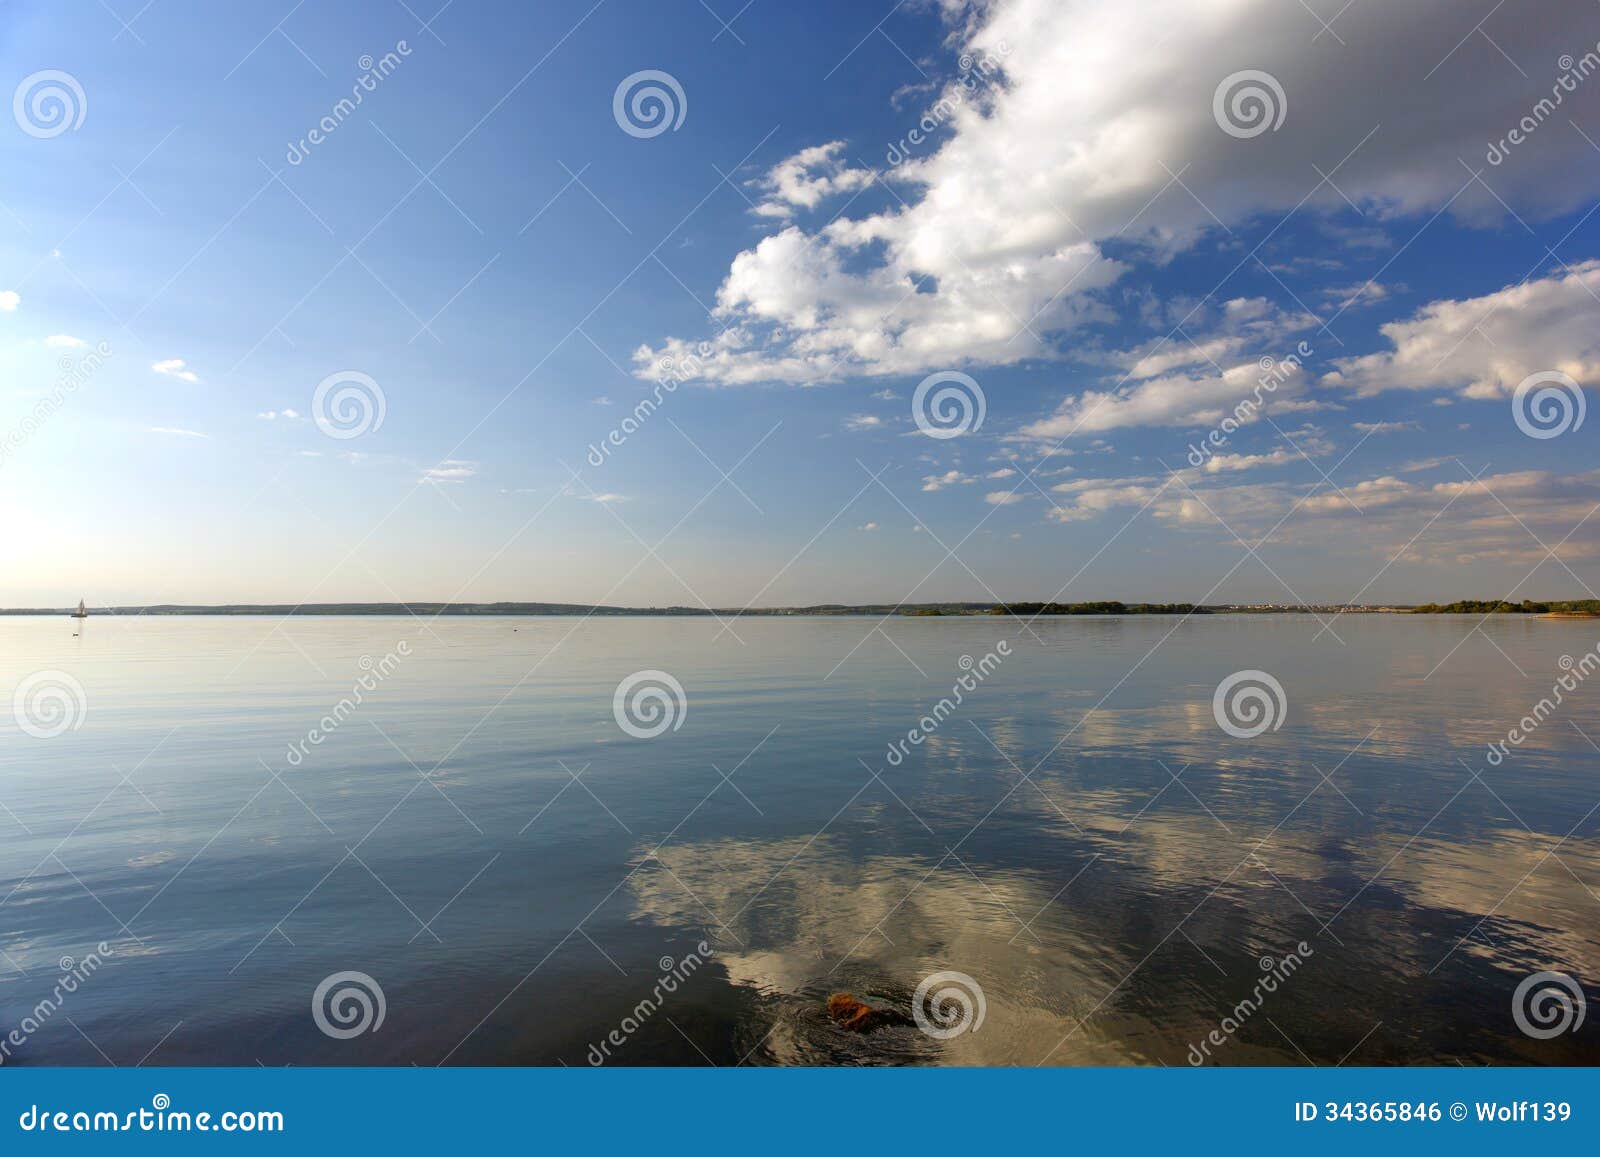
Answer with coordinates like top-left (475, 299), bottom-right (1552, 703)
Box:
top-left (70, 599), bottom-right (88, 619)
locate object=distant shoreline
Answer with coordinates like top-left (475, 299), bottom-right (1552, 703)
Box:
top-left (2, 599), bottom-right (1594, 617)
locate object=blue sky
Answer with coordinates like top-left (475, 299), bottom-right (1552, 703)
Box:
top-left (4, 0), bottom-right (1600, 608)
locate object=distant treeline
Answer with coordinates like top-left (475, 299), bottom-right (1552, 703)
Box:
top-left (993, 601), bottom-right (1208, 616)
top-left (1409, 599), bottom-right (1600, 614)
top-left (11, 599), bottom-right (1594, 618)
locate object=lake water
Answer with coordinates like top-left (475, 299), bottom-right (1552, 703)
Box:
top-left (2, 613), bottom-right (1597, 1066)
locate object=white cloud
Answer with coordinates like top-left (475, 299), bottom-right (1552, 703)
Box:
top-left (752, 141), bottom-right (875, 219)
top-left (921, 468), bottom-right (978, 491)
top-left (1037, 464), bottom-right (1600, 569)
top-left (1020, 357), bottom-right (1310, 438)
top-left (1351, 420), bottom-right (1420, 435)
top-left (422, 459), bottom-right (477, 482)
top-left (986, 467), bottom-right (1017, 479)
top-left (1046, 478), bottom-right (1166, 523)
top-left (147, 426), bottom-right (207, 438)
top-left (0, 290), bottom-right (19, 312)
top-left (1202, 448), bottom-right (1297, 473)
top-left (1324, 262), bottom-right (1600, 399)
top-left (985, 490), bottom-right (1023, 505)
top-left (45, 334), bottom-right (85, 348)
top-left (151, 358), bottom-right (199, 383)
top-left (858, 521), bottom-right (880, 531)
top-left (1321, 280), bottom-right (1398, 309)
top-left (636, 0), bottom-right (1600, 388)
top-left (257, 409), bottom-right (303, 421)
top-left (844, 414), bottom-right (884, 431)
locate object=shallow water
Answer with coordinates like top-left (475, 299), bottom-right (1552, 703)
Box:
top-left (1, 612), bottom-right (1597, 1066)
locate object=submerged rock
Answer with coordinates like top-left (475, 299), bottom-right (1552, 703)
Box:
top-left (826, 993), bottom-right (913, 1033)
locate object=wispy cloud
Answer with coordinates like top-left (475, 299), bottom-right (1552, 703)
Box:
top-left (151, 358), bottom-right (199, 383)
top-left (1352, 420), bottom-right (1420, 436)
top-left (45, 334), bottom-right (85, 348)
top-left (422, 459), bottom-right (477, 482)
top-left (147, 426), bottom-right (208, 438)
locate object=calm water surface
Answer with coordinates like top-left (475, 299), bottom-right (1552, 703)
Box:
top-left (2, 613), bottom-right (1598, 1066)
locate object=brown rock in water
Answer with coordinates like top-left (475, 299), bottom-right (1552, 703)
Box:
top-left (826, 992), bottom-right (912, 1033)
